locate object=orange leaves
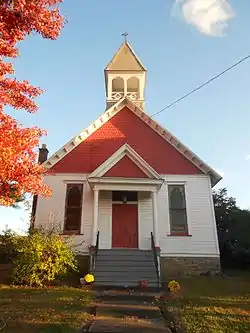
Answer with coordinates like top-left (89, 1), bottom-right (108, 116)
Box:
top-left (0, 78), bottom-right (43, 112)
top-left (0, 60), bottom-right (14, 76)
top-left (0, 0), bottom-right (64, 205)
top-left (0, 0), bottom-right (65, 44)
top-left (0, 113), bottom-right (52, 206)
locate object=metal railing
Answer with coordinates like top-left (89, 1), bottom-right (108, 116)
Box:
top-left (90, 231), bottom-right (100, 273)
top-left (151, 232), bottom-right (160, 290)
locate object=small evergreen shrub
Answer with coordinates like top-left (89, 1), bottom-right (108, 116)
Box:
top-left (12, 229), bottom-right (78, 286)
top-left (0, 229), bottom-right (19, 264)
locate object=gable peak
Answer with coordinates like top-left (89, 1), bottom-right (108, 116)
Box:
top-left (105, 41), bottom-right (147, 72)
top-left (105, 40), bottom-right (147, 110)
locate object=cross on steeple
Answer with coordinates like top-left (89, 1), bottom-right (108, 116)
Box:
top-left (121, 32), bottom-right (128, 42)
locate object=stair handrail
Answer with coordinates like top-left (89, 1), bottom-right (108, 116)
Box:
top-left (95, 230), bottom-right (100, 253)
top-left (90, 231), bottom-right (100, 273)
top-left (150, 232), bottom-right (160, 289)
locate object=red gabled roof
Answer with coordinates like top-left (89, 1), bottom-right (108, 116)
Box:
top-left (44, 97), bottom-right (222, 186)
top-left (50, 106), bottom-right (202, 175)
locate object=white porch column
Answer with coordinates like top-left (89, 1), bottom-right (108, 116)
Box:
top-left (92, 189), bottom-right (99, 246)
top-left (107, 77), bottom-right (112, 100)
top-left (152, 190), bottom-right (159, 247)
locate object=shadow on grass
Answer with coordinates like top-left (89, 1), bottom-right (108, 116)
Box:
top-left (161, 277), bottom-right (250, 333)
top-left (163, 298), bottom-right (250, 333)
top-left (171, 296), bottom-right (250, 310)
top-left (1, 321), bottom-right (92, 333)
top-left (0, 286), bottom-right (94, 333)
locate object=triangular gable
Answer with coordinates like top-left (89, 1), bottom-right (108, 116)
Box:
top-left (103, 156), bottom-right (149, 178)
top-left (88, 144), bottom-right (161, 179)
top-left (105, 42), bottom-right (146, 71)
top-left (44, 97), bottom-right (222, 187)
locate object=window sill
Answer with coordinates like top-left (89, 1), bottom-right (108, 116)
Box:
top-left (61, 232), bottom-right (83, 236)
top-left (167, 233), bottom-right (192, 237)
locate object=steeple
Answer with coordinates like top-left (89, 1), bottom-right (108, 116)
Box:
top-left (104, 36), bottom-right (147, 110)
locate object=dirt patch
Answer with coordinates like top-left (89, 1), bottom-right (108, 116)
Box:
top-left (160, 305), bottom-right (186, 333)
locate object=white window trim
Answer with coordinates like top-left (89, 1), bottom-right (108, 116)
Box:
top-left (63, 182), bottom-right (85, 235)
top-left (63, 180), bottom-right (86, 184)
top-left (166, 182), bottom-right (191, 236)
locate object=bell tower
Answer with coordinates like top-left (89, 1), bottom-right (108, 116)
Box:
top-left (104, 34), bottom-right (147, 110)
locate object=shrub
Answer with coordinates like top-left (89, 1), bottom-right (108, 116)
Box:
top-left (12, 229), bottom-right (78, 286)
top-left (0, 229), bottom-right (19, 264)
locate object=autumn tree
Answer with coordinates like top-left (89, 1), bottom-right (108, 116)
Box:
top-left (0, 0), bottom-right (64, 206)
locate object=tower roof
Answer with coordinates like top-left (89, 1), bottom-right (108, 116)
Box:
top-left (105, 41), bottom-right (147, 71)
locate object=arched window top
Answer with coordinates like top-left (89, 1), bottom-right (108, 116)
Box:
top-left (169, 185), bottom-right (186, 209)
top-left (64, 184), bottom-right (83, 234)
top-left (168, 185), bottom-right (188, 234)
top-left (127, 76), bottom-right (139, 92)
top-left (112, 77), bottom-right (124, 92)
top-left (67, 185), bottom-right (82, 207)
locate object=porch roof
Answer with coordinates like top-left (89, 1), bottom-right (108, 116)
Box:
top-left (87, 177), bottom-right (164, 192)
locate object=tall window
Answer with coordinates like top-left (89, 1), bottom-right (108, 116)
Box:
top-left (64, 184), bottom-right (83, 234)
top-left (168, 185), bottom-right (188, 234)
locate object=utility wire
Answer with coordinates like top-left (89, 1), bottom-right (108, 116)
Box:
top-left (151, 55), bottom-right (250, 117)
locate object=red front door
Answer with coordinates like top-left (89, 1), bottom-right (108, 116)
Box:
top-left (112, 204), bottom-right (138, 248)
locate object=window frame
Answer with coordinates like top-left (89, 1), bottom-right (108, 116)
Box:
top-left (167, 184), bottom-right (190, 236)
top-left (63, 183), bottom-right (84, 235)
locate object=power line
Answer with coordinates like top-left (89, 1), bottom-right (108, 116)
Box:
top-left (151, 54), bottom-right (250, 117)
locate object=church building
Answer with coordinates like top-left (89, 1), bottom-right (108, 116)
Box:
top-left (34, 39), bottom-right (221, 287)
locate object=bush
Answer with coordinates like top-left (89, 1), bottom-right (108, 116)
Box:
top-left (0, 229), bottom-right (19, 264)
top-left (11, 229), bottom-right (78, 286)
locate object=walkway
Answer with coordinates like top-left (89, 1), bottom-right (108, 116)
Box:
top-left (89, 289), bottom-right (171, 332)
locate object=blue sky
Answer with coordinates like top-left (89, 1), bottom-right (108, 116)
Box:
top-left (1, 0), bottom-right (250, 233)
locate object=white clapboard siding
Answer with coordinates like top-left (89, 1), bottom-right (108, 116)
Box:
top-left (35, 174), bottom-right (219, 257)
top-left (138, 191), bottom-right (153, 249)
top-left (35, 174), bottom-right (92, 253)
top-left (98, 191), bottom-right (112, 249)
top-left (158, 175), bottom-right (219, 257)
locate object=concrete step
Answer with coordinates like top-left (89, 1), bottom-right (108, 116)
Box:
top-left (94, 248), bottom-right (159, 288)
top-left (98, 249), bottom-right (153, 254)
top-left (95, 273), bottom-right (157, 280)
top-left (94, 280), bottom-right (159, 288)
top-left (95, 271), bottom-right (157, 279)
top-left (96, 255), bottom-right (154, 262)
top-left (96, 257), bottom-right (155, 266)
top-left (94, 290), bottom-right (163, 303)
top-left (89, 317), bottom-right (170, 332)
top-left (95, 265), bottom-right (156, 272)
top-left (97, 250), bottom-right (154, 259)
top-left (95, 302), bottom-right (162, 319)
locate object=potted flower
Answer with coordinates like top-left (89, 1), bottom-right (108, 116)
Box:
top-left (80, 273), bottom-right (95, 286)
top-left (139, 279), bottom-right (148, 289)
top-left (167, 280), bottom-right (181, 298)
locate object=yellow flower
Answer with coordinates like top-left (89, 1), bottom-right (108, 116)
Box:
top-left (84, 274), bottom-right (95, 284)
top-left (168, 280), bottom-right (180, 292)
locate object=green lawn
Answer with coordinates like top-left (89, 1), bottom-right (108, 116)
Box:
top-left (0, 285), bottom-right (93, 332)
top-left (162, 277), bottom-right (250, 333)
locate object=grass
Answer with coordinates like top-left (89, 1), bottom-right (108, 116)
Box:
top-left (162, 277), bottom-right (250, 333)
top-left (0, 285), bottom-right (93, 332)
